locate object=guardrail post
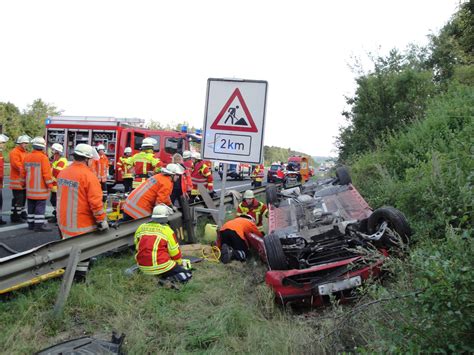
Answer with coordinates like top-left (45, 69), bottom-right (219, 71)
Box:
top-left (53, 246), bottom-right (81, 317)
top-left (180, 196), bottom-right (196, 243)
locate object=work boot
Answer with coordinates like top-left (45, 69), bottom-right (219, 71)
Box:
top-left (219, 244), bottom-right (233, 264)
top-left (28, 223), bottom-right (34, 230)
top-left (34, 224), bottom-right (52, 232)
top-left (47, 216), bottom-right (57, 223)
top-left (232, 249), bottom-right (247, 262)
top-left (11, 215), bottom-right (25, 223)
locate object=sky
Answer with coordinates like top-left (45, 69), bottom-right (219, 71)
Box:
top-left (0, 0), bottom-right (462, 157)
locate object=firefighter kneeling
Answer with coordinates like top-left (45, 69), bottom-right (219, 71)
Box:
top-left (134, 204), bottom-right (192, 284)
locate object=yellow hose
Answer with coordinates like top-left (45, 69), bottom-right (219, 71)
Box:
top-left (201, 246), bottom-right (221, 263)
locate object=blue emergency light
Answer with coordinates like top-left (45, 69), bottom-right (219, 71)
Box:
top-left (181, 125), bottom-right (188, 133)
top-left (45, 119), bottom-right (51, 125)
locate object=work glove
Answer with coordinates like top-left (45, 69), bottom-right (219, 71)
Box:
top-left (97, 220), bottom-right (109, 231)
top-left (209, 191), bottom-right (216, 199)
top-left (182, 259), bottom-right (192, 270)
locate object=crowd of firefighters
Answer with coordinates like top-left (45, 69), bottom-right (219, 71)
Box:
top-left (0, 134), bottom-right (269, 284)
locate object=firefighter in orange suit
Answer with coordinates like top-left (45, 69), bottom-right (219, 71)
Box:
top-left (92, 144), bottom-right (109, 202)
top-left (134, 204), bottom-right (192, 283)
top-left (9, 135), bottom-right (30, 223)
top-left (0, 134), bottom-right (9, 225)
top-left (124, 137), bottom-right (162, 190)
top-left (251, 164), bottom-right (265, 187)
top-left (116, 146), bottom-right (133, 193)
top-left (122, 163), bottom-right (184, 220)
top-left (49, 143), bottom-right (68, 223)
top-left (21, 137), bottom-right (54, 232)
top-left (218, 215), bottom-right (263, 264)
top-left (237, 190), bottom-right (268, 232)
top-left (57, 143), bottom-right (109, 281)
top-left (190, 152), bottom-right (214, 202)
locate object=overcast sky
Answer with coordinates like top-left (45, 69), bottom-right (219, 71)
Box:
top-left (0, 0), bottom-right (461, 156)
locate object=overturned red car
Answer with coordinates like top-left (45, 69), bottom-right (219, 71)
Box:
top-left (247, 167), bottom-right (411, 307)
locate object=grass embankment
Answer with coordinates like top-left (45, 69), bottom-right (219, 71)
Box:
top-left (1, 253), bottom-right (335, 354)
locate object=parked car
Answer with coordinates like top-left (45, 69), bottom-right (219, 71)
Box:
top-left (218, 163), bottom-right (252, 180)
top-left (267, 163), bottom-right (283, 183)
top-left (247, 167), bottom-right (411, 307)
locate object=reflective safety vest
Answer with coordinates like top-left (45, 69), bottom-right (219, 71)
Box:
top-left (117, 156), bottom-right (133, 179)
top-left (191, 160), bottom-right (213, 195)
top-left (236, 198), bottom-right (268, 229)
top-left (0, 154), bottom-right (4, 189)
top-left (134, 222), bottom-right (183, 275)
top-left (251, 165), bottom-right (265, 182)
top-left (92, 154), bottom-right (109, 183)
top-left (9, 146), bottom-right (27, 190)
top-left (51, 154), bottom-right (68, 193)
top-left (124, 150), bottom-right (161, 189)
top-left (22, 150), bottom-right (53, 200)
top-left (219, 217), bottom-right (263, 247)
top-left (57, 162), bottom-right (106, 238)
top-left (123, 173), bottom-right (173, 219)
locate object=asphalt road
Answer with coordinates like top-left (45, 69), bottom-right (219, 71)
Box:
top-left (0, 170), bottom-right (268, 258)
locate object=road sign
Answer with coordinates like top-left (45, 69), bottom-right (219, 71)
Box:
top-left (202, 78), bottom-right (267, 164)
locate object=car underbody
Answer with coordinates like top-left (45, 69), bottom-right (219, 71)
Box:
top-left (247, 167), bottom-right (411, 307)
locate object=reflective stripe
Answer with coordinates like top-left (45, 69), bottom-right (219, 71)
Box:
top-left (124, 177), bottom-right (156, 218)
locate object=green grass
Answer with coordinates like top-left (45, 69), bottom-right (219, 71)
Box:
top-left (0, 252), bottom-right (337, 354)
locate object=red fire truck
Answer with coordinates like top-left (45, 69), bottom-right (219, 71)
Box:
top-left (45, 116), bottom-right (201, 186)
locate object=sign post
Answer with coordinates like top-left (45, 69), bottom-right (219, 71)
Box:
top-left (202, 78), bottom-right (268, 227)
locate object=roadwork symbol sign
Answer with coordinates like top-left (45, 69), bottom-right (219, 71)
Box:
top-left (203, 78), bottom-right (268, 164)
top-left (210, 88), bottom-right (258, 132)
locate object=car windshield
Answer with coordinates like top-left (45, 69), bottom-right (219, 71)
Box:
top-left (270, 165), bottom-right (279, 171)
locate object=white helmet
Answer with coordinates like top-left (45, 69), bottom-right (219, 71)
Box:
top-left (141, 137), bottom-right (157, 149)
top-left (191, 151), bottom-right (201, 160)
top-left (151, 204), bottom-right (174, 219)
top-left (0, 134), bottom-right (9, 144)
top-left (96, 144), bottom-right (106, 151)
top-left (243, 190), bottom-right (254, 199)
top-left (16, 135), bottom-right (31, 144)
top-left (124, 147), bottom-right (132, 154)
top-left (239, 214), bottom-right (255, 223)
top-left (51, 143), bottom-right (63, 154)
top-left (183, 150), bottom-right (192, 159)
top-left (31, 137), bottom-right (46, 149)
top-left (74, 144), bottom-right (100, 160)
top-left (161, 163), bottom-right (185, 175)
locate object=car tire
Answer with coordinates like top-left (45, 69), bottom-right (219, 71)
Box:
top-left (264, 233), bottom-right (288, 270)
top-left (367, 206), bottom-right (412, 246)
top-left (335, 166), bottom-right (352, 185)
top-left (266, 184), bottom-right (278, 205)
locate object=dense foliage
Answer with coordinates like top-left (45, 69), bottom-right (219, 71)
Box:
top-left (334, 2), bottom-right (473, 352)
top-left (0, 99), bottom-right (60, 151)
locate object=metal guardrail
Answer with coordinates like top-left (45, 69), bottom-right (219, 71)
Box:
top-left (0, 185), bottom-right (268, 291)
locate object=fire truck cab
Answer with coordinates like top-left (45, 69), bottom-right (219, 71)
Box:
top-left (45, 116), bottom-right (201, 186)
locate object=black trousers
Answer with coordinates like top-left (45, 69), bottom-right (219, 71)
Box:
top-left (11, 189), bottom-right (26, 221)
top-left (50, 191), bottom-right (57, 217)
top-left (160, 265), bottom-right (192, 283)
top-left (220, 229), bottom-right (249, 260)
top-left (123, 178), bottom-right (133, 193)
top-left (27, 199), bottom-right (47, 229)
top-left (101, 182), bottom-right (107, 202)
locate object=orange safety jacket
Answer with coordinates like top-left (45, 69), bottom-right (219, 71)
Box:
top-left (22, 150), bottom-right (53, 200)
top-left (134, 221), bottom-right (183, 275)
top-left (9, 146), bottom-right (27, 190)
top-left (51, 154), bottom-right (68, 193)
top-left (251, 165), bottom-right (265, 182)
top-left (123, 173), bottom-right (173, 219)
top-left (191, 160), bottom-right (213, 195)
top-left (236, 198), bottom-right (268, 228)
top-left (56, 162), bottom-right (106, 238)
top-left (180, 163), bottom-right (193, 197)
top-left (0, 154), bottom-right (4, 188)
top-left (92, 154), bottom-right (109, 183)
top-left (116, 155), bottom-right (134, 179)
top-left (219, 217), bottom-right (263, 247)
top-left (124, 150), bottom-right (162, 189)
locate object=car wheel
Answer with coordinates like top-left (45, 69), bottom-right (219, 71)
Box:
top-left (266, 184), bottom-right (278, 205)
top-left (335, 166), bottom-right (352, 185)
top-left (264, 233), bottom-right (288, 270)
top-left (368, 206), bottom-right (412, 246)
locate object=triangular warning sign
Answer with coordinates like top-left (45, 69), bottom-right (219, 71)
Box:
top-left (210, 88), bottom-right (258, 132)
